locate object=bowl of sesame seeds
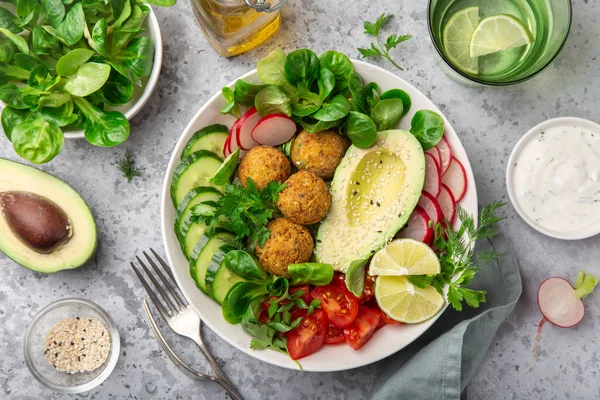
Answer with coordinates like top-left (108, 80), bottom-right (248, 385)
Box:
top-left (23, 298), bottom-right (120, 394)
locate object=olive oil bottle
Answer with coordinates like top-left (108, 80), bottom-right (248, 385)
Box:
top-left (191, 0), bottom-right (286, 57)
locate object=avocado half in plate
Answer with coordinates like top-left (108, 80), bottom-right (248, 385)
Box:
top-left (0, 158), bottom-right (97, 273)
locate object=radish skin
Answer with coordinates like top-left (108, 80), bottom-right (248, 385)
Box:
top-left (424, 153), bottom-right (441, 197)
top-left (527, 271), bottom-right (598, 373)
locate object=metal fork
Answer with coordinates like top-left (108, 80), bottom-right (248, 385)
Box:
top-left (131, 249), bottom-right (243, 400)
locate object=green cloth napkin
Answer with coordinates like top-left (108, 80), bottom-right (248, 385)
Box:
top-left (370, 235), bottom-right (522, 400)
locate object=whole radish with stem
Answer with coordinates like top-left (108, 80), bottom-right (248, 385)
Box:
top-left (527, 270), bottom-right (598, 373)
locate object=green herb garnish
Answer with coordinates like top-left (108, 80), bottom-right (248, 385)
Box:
top-left (191, 178), bottom-right (286, 247)
top-left (116, 148), bottom-right (141, 183)
top-left (409, 201), bottom-right (507, 311)
top-left (358, 14), bottom-right (412, 71)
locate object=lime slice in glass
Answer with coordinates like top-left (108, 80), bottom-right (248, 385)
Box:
top-left (209, 148), bottom-right (239, 186)
top-left (469, 14), bottom-right (534, 58)
top-left (375, 276), bottom-right (445, 323)
top-left (442, 6), bottom-right (480, 75)
top-left (369, 238), bottom-right (440, 276)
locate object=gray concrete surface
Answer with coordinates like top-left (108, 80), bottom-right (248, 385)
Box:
top-left (1, 0), bottom-right (599, 399)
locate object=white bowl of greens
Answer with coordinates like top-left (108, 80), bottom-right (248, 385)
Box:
top-left (161, 51), bottom-right (480, 371)
top-left (0, 1), bottom-right (167, 164)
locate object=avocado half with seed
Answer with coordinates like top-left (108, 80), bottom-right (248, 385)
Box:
top-left (315, 130), bottom-right (426, 272)
top-left (0, 158), bottom-right (97, 273)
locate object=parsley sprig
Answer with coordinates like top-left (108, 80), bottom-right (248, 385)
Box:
top-left (241, 283), bottom-right (321, 370)
top-left (358, 13), bottom-right (412, 71)
top-left (409, 202), bottom-right (507, 311)
top-left (116, 148), bottom-right (142, 183)
top-left (191, 178), bottom-right (286, 247)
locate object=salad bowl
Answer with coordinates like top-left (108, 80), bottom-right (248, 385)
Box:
top-left (0, 6), bottom-right (163, 140)
top-left (160, 60), bottom-right (478, 371)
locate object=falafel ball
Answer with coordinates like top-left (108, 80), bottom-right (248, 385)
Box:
top-left (276, 171), bottom-right (331, 225)
top-left (290, 129), bottom-right (350, 180)
top-left (256, 218), bottom-right (314, 277)
top-left (238, 146), bottom-right (291, 190)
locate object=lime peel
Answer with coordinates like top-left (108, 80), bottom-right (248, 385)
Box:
top-left (469, 14), bottom-right (534, 58)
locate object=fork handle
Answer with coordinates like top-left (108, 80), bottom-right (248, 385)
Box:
top-left (194, 341), bottom-right (244, 400)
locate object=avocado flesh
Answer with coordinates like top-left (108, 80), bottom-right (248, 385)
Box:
top-left (0, 158), bottom-right (97, 273)
top-left (314, 130), bottom-right (425, 272)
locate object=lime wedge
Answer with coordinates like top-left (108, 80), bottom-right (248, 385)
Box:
top-left (375, 276), bottom-right (445, 323)
top-left (443, 7), bottom-right (480, 75)
top-left (469, 14), bottom-right (534, 58)
top-left (369, 239), bottom-right (440, 276)
top-left (209, 148), bottom-right (239, 186)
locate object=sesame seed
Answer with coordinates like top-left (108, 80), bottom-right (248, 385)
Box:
top-left (44, 317), bottom-right (110, 374)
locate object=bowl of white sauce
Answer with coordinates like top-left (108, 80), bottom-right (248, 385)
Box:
top-left (507, 117), bottom-right (600, 240)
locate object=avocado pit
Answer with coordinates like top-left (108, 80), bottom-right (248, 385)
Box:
top-left (0, 191), bottom-right (72, 254)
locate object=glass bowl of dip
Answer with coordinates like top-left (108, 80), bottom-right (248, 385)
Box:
top-left (506, 117), bottom-right (600, 240)
top-left (23, 298), bottom-right (120, 394)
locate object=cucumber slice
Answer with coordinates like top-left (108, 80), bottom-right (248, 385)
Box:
top-left (182, 125), bottom-right (229, 159)
top-left (212, 265), bottom-right (246, 305)
top-left (205, 244), bottom-right (236, 295)
top-left (175, 187), bottom-right (222, 242)
top-left (171, 150), bottom-right (224, 208)
top-left (189, 230), bottom-right (234, 294)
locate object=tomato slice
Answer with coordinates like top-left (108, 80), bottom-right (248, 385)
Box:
top-left (332, 270), bottom-right (375, 304)
top-left (324, 324), bottom-right (345, 344)
top-left (360, 273), bottom-right (375, 304)
top-left (262, 286), bottom-right (312, 315)
top-left (290, 285), bottom-right (312, 304)
top-left (312, 285), bottom-right (359, 328)
top-left (381, 311), bottom-right (403, 326)
top-left (343, 306), bottom-right (383, 350)
top-left (287, 309), bottom-right (328, 360)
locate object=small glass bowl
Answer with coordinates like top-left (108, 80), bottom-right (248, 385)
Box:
top-left (23, 298), bottom-right (120, 394)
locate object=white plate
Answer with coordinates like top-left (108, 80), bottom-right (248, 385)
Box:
top-left (0, 6), bottom-right (163, 140)
top-left (506, 116), bottom-right (600, 240)
top-left (160, 60), bottom-right (478, 372)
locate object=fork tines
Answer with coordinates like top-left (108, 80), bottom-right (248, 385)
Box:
top-left (130, 248), bottom-right (189, 318)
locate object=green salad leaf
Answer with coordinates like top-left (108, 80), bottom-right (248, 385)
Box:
top-left (0, 0), bottom-right (175, 164)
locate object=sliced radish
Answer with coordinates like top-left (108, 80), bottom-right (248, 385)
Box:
top-left (436, 136), bottom-right (452, 175)
top-left (418, 191), bottom-right (443, 228)
top-left (223, 134), bottom-right (231, 158)
top-left (424, 152), bottom-right (441, 198)
top-left (252, 114), bottom-right (297, 146)
top-left (441, 157), bottom-right (467, 202)
top-left (425, 147), bottom-right (442, 169)
top-left (237, 107), bottom-right (261, 150)
top-left (395, 206), bottom-right (433, 245)
top-left (538, 278), bottom-right (585, 328)
top-left (437, 183), bottom-right (456, 224)
top-left (527, 272), bottom-right (598, 373)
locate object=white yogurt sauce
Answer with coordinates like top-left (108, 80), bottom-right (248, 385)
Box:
top-left (512, 124), bottom-right (600, 233)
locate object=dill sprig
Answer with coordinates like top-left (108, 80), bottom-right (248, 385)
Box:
top-left (117, 148), bottom-right (142, 183)
top-left (409, 201), bottom-right (507, 311)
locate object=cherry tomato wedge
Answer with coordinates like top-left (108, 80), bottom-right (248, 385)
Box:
top-left (262, 285), bottom-right (313, 314)
top-left (343, 306), bottom-right (382, 350)
top-left (290, 285), bottom-right (313, 304)
top-left (324, 324), bottom-right (345, 344)
top-left (287, 309), bottom-right (328, 360)
top-left (312, 285), bottom-right (359, 328)
top-left (381, 311), bottom-right (403, 326)
top-left (332, 271), bottom-right (375, 304)
top-left (360, 273), bottom-right (375, 304)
